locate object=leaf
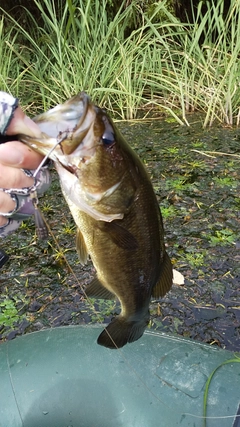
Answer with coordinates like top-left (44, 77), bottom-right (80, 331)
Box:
top-left (172, 269), bottom-right (185, 285)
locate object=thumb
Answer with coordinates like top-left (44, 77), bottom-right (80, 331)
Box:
top-left (0, 141), bottom-right (43, 168)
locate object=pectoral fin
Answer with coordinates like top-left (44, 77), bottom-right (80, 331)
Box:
top-left (99, 221), bottom-right (138, 250)
top-left (152, 252), bottom-right (173, 298)
top-left (85, 276), bottom-right (115, 300)
top-left (76, 228), bottom-right (89, 265)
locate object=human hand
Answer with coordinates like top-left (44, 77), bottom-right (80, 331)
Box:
top-left (0, 94), bottom-right (51, 237)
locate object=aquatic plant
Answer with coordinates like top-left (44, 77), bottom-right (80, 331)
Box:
top-left (203, 354), bottom-right (240, 427)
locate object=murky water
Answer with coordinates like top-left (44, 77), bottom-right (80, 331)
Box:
top-left (0, 115), bottom-right (239, 350)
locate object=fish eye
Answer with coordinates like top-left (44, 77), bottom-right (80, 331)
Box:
top-left (101, 117), bottom-right (115, 146)
top-left (102, 135), bottom-right (114, 145)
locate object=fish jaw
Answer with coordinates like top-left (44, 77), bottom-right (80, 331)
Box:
top-left (18, 92), bottom-right (97, 163)
top-left (33, 92), bottom-right (90, 137)
top-left (19, 92), bottom-right (118, 179)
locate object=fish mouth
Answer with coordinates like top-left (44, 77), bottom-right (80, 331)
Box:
top-left (19, 92), bottom-right (96, 161)
top-left (33, 92), bottom-right (90, 137)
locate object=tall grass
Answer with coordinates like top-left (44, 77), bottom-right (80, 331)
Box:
top-left (0, 0), bottom-right (239, 125)
top-left (0, 16), bottom-right (25, 95)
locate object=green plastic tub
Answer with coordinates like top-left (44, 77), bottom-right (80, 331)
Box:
top-left (0, 326), bottom-right (239, 427)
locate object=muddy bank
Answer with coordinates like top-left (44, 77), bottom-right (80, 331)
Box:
top-left (0, 116), bottom-right (239, 350)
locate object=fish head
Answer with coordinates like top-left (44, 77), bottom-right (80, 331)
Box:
top-left (20, 92), bottom-right (137, 220)
top-left (20, 92), bottom-right (93, 162)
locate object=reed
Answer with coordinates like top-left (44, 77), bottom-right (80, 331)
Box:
top-left (0, 0), bottom-right (239, 125)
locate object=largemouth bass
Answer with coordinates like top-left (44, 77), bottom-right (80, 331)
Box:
top-left (20, 92), bottom-right (173, 349)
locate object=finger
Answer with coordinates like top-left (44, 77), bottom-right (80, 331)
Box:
top-left (0, 216), bottom-right (8, 226)
top-left (0, 164), bottom-right (34, 189)
top-left (6, 105), bottom-right (42, 138)
top-left (0, 141), bottom-right (43, 169)
top-left (0, 190), bottom-right (15, 214)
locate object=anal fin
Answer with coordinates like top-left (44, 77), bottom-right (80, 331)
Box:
top-left (152, 252), bottom-right (173, 298)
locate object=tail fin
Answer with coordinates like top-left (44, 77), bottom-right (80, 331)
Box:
top-left (97, 315), bottom-right (149, 349)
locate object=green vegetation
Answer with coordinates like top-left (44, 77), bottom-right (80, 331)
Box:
top-left (203, 354), bottom-right (240, 427)
top-left (0, 0), bottom-right (239, 125)
top-left (184, 252), bottom-right (205, 268)
top-left (212, 176), bottom-right (238, 188)
top-left (160, 204), bottom-right (177, 219)
top-left (208, 228), bottom-right (237, 247)
top-left (85, 298), bottom-right (118, 323)
top-left (0, 297), bottom-right (26, 329)
top-left (165, 177), bottom-right (195, 194)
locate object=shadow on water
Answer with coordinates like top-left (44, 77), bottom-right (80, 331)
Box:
top-left (0, 115), bottom-right (239, 351)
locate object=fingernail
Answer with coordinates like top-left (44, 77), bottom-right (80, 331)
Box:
top-left (0, 145), bottom-right (24, 165)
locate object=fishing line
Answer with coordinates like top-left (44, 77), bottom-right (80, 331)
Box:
top-left (30, 136), bottom-right (67, 240)
top-left (32, 138), bottom-right (61, 178)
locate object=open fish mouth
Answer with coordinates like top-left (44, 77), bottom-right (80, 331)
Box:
top-left (19, 92), bottom-right (98, 162)
top-left (33, 92), bottom-right (90, 138)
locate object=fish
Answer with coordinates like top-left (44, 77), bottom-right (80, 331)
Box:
top-left (20, 92), bottom-right (173, 349)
